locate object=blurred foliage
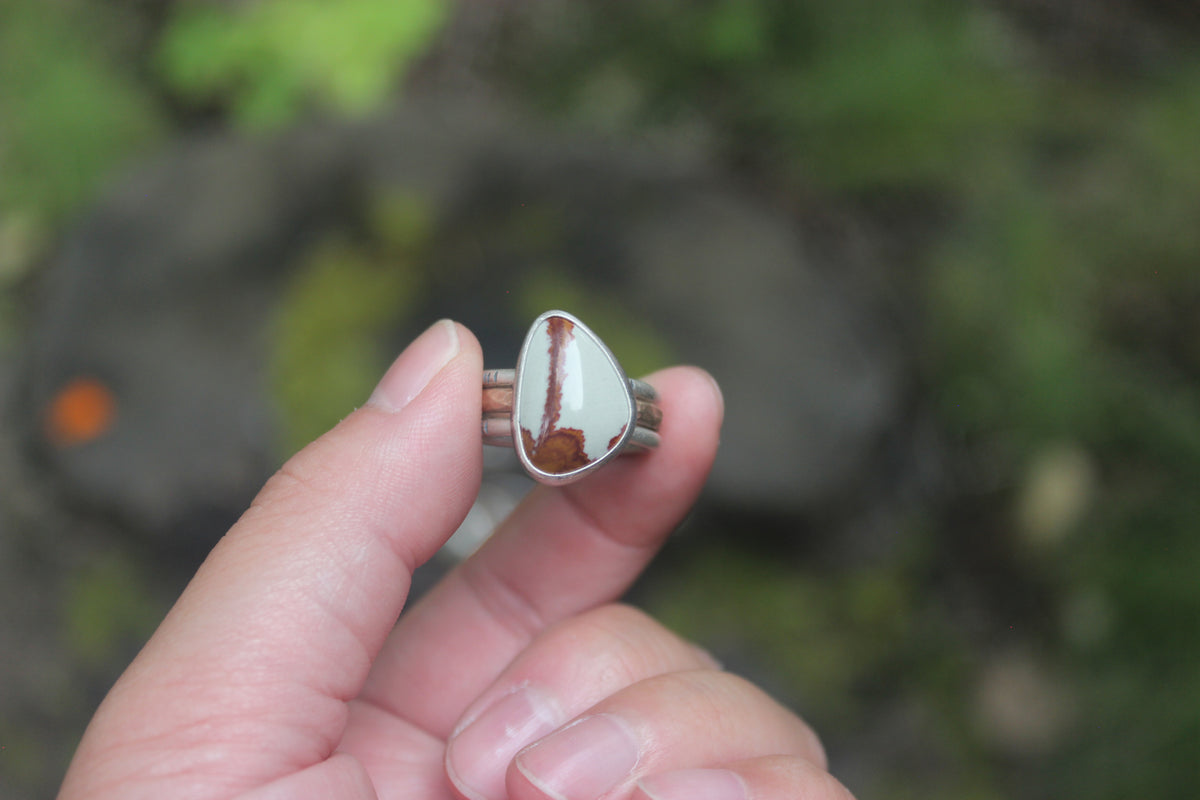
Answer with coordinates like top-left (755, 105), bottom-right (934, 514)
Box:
top-left (271, 192), bottom-right (430, 454)
top-left (494, 1), bottom-right (1200, 797)
top-left (0, 0), bottom-right (164, 221)
top-left (0, 212), bottom-right (44, 348)
top-left (0, 717), bottom-right (48, 793)
top-left (645, 539), bottom-right (1011, 799)
top-left (63, 555), bottom-right (161, 668)
top-left (157, 0), bottom-right (448, 128)
top-left (498, 0), bottom-right (1034, 189)
top-left (649, 542), bottom-right (917, 724)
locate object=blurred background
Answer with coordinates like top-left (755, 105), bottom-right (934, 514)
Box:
top-left (2, 0), bottom-right (1199, 797)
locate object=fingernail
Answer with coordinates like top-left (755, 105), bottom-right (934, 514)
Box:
top-left (366, 319), bottom-right (459, 412)
top-left (637, 769), bottom-right (747, 800)
top-left (446, 686), bottom-right (564, 800)
top-left (515, 714), bottom-right (640, 800)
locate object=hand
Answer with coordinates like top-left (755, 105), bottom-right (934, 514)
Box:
top-left (58, 320), bottom-right (853, 800)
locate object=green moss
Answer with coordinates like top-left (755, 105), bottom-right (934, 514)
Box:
top-left (370, 190), bottom-right (437, 254)
top-left (646, 542), bottom-right (920, 723)
top-left (0, 1), bottom-right (164, 219)
top-left (271, 192), bottom-right (431, 454)
top-left (0, 717), bottom-right (49, 792)
top-left (157, 0), bottom-right (448, 128)
top-left (63, 556), bottom-right (161, 668)
top-left (504, 0), bottom-right (1032, 191)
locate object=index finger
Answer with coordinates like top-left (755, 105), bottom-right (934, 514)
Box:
top-left (359, 366), bottom-right (724, 737)
top-left (59, 320), bottom-right (484, 799)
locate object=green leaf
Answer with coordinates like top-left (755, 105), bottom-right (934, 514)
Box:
top-left (158, 0), bottom-right (449, 128)
top-left (0, 2), bottom-right (163, 218)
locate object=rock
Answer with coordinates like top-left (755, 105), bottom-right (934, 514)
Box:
top-left (17, 95), bottom-right (905, 545)
top-left (21, 124), bottom-right (356, 541)
top-left (621, 187), bottom-right (903, 508)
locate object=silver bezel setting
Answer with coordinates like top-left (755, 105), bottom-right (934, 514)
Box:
top-left (512, 309), bottom-right (637, 486)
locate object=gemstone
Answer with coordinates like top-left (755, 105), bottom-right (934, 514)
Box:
top-left (515, 312), bottom-right (633, 479)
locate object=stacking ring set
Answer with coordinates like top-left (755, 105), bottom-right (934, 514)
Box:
top-left (482, 310), bottom-right (662, 486)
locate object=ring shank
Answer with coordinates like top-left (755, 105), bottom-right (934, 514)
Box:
top-left (481, 370), bottom-right (662, 451)
top-left (484, 369), bottom-right (659, 401)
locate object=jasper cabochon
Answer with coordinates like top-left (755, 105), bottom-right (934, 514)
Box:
top-left (515, 314), bottom-right (633, 475)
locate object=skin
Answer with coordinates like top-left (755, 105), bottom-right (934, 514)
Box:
top-left (58, 320), bottom-right (855, 800)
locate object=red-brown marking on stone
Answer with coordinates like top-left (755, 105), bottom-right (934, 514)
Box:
top-left (607, 425), bottom-right (628, 451)
top-left (522, 426), bottom-right (591, 473)
top-left (538, 316), bottom-right (573, 444)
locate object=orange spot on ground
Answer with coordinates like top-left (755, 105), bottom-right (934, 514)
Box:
top-left (44, 377), bottom-right (117, 447)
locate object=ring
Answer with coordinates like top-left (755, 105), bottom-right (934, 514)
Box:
top-left (482, 310), bottom-right (662, 486)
